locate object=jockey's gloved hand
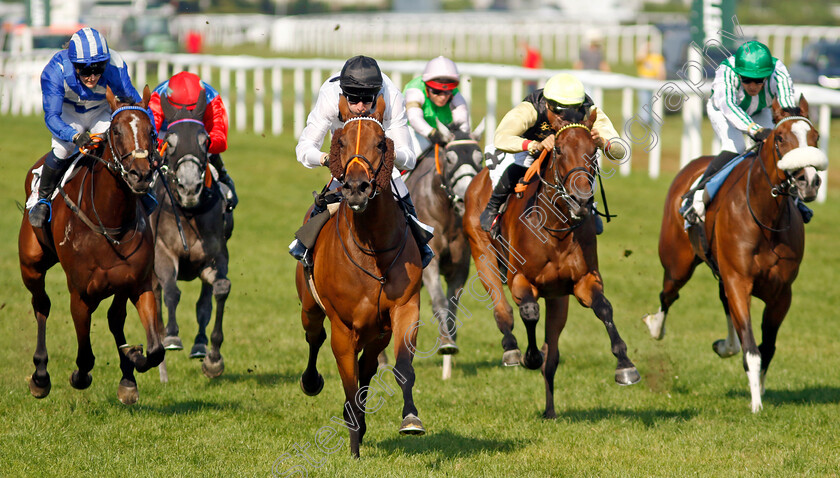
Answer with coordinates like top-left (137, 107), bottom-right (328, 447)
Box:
top-left (427, 128), bottom-right (447, 146)
top-left (73, 131), bottom-right (91, 148)
top-left (750, 127), bottom-right (771, 142)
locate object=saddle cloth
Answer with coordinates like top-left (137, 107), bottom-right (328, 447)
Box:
top-left (26, 155), bottom-right (85, 209)
top-left (680, 151), bottom-right (753, 228)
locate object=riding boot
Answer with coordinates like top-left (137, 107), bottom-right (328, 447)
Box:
top-left (290, 192), bottom-right (343, 268)
top-left (28, 160), bottom-right (63, 228)
top-left (210, 154), bottom-right (238, 210)
top-left (795, 198), bottom-right (813, 224)
top-left (682, 150), bottom-right (739, 224)
top-left (479, 164), bottom-right (527, 232)
top-left (400, 194), bottom-right (435, 269)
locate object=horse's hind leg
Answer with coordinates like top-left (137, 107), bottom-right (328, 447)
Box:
top-left (68, 292), bottom-right (96, 391)
top-left (422, 258), bottom-right (457, 353)
top-left (643, 238), bottom-right (701, 340)
top-left (201, 265), bottom-right (230, 379)
top-left (510, 274), bottom-right (542, 370)
top-left (191, 283), bottom-right (212, 358)
top-left (108, 294), bottom-right (139, 404)
top-left (713, 281), bottom-right (741, 358)
top-left (541, 296), bottom-right (569, 419)
top-left (575, 272), bottom-right (640, 385)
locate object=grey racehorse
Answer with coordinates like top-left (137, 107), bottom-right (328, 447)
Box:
top-left (151, 92), bottom-right (232, 378)
top-left (404, 121), bottom-right (484, 379)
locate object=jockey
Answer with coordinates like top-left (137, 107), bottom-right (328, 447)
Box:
top-left (683, 40), bottom-right (798, 224)
top-left (479, 73), bottom-right (626, 232)
top-left (403, 56), bottom-right (471, 158)
top-left (29, 27), bottom-right (141, 228)
top-left (290, 55), bottom-right (434, 268)
top-left (149, 71), bottom-right (238, 211)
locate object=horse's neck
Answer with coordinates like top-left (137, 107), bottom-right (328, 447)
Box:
top-left (87, 160), bottom-right (137, 224)
top-left (345, 193), bottom-right (405, 246)
top-left (746, 150), bottom-right (789, 224)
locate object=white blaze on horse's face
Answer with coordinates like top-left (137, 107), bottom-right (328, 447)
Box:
top-left (129, 115), bottom-right (142, 152)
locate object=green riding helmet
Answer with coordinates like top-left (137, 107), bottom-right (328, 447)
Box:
top-left (733, 41), bottom-right (776, 79)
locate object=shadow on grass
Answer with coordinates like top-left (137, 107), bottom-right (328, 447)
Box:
top-left (209, 371), bottom-right (299, 387)
top-left (124, 399), bottom-right (243, 415)
top-left (375, 429), bottom-right (526, 458)
top-left (726, 386), bottom-right (840, 405)
top-left (556, 407), bottom-right (698, 427)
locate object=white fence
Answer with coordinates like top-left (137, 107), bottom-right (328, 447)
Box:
top-left (2, 52), bottom-right (838, 201)
top-left (162, 13), bottom-right (840, 67)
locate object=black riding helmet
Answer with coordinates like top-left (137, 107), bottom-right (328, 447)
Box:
top-left (331, 55), bottom-right (383, 102)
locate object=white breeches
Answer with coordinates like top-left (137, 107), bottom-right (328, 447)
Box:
top-left (51, 104), bottom-right (111, 160)
top-left (707, 102), bottom-right (773, 154)
top-left (488, 149), bottom-right (535, 188)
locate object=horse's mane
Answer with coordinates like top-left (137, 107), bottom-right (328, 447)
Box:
top-left (328, 126), bottom-right (395, 192)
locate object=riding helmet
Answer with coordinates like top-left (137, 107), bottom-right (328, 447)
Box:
top-left (733, 41), bottom-right (776, 79)
top-left (166, 71), bottom-right (204, 110)
top-left (422, 56), bottom-right (460, 91)
top-left (331, 55), bottom-right (383, 96)
top-left (68, 27), bottom-right (110, 66)
top-left (543, 73), bottom-right (586, 106)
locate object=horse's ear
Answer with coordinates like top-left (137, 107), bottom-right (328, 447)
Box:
top-left (436, 119), bottom-right (455, 143)
top-left (798, 94), bottom-right (809, 118)
top-left (373, 93), bottom-right (386, 122)
top-left (471, 117), bottom-right (486, 142)
top-left (193, 88), bottom-right (207, 119)
top-left (338, 94), bottom-right (351, 120)
top-left (584, 108), bottom-right (597, 130)
top-left (161, 94), bottom-right (178, 122)
top-left (771, 97), bottom-right (784, 123)
top-left (106, 86), bottom-right (118, 111)
top-left (141, 85), bottom-right (151, 109)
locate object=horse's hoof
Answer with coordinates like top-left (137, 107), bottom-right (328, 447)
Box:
top-left (202, 356), bottom-right (225, 379)
top-left (69, 370), bottom-right (93, 390)
top-left (117, 380), bottom-right (139, 405)
top-left (502, 349), bottom-right (522, 367)
top-left (712, 339), bottom-right (740, 358)
top-left (615, 367), bottom-right (641, 386)
top-left (190, 343), bottom-right (207, 359)
top-left (437, 337), bottom-right (459, 355)
top-left (27, 374), bottom-right (51, 399)
top-left (521, 347), bottom-right (544, 370)
top-left (398, 414), bottom-right (425, 435)
top-left (300, 373), bottom-right (324, 396)
top-left (163, 335), bottom-right (184, 351)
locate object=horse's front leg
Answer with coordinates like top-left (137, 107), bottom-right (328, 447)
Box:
top-left (421, 256), bottom-right (457, 353)
top-left (126, 287), bottom-right (165, 374)
top-left (192, 283), bottom-right (212, 358)
top-left (757, 285), bottom-right (792, 397)
top-left (392, 300), bottom-right (425, 437)
top-left (155, 252), bottom-right (183, 352)
top-left (108, 294), bottom-right (140, 404)
top-left (330, 320), bottom-right (365, 457)
top-left (510, 274), bottom-right (543, 370)
top-left (542, 296), bottom-right (569, 419)
top-left (713, 281), bottom-right (741, 358)
top-left (470, 241), bottom-right (518, 364)
top-left (574, 271), bottom-right (640, 385)
top-left (200, 263), bottom-right (230, 378)
top-left (721, 277), bottom-right (762, 412)
top-left (357, 334), bottom-right (391, 445)
top-left (68, 292), bottom-right (97, 391)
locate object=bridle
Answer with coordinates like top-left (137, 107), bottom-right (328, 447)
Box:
top-left (158, 118), bottom-right (210, 201)
top-left (105, 105), bottom-right (156, 192)
top-left (435, 138), bottom-right (482, 205)
top-left (341, 116), bottom-right (386, 199)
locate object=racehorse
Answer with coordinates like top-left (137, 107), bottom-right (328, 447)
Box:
top-left (295, 95), bottom-right (425, 457)
top-left (642, 96), bottom-right (826, 413)
top-left (19, 86), bottom-right (163, 404)
top-left (152, 90), bottom-right (230, 378)
top-left (403, 121), bottom-right (484, 378)
top-left (463, 110), bottom-right (640, 418)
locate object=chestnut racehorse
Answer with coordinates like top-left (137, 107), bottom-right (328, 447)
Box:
top-left (642, 96), bottom-right (827, 412)
top-left (295, 95), bottom-right (425, 457)
top-left (463, 111), bottom-right (640, 419)
top-left (19, 87), bottom-right (163, 404)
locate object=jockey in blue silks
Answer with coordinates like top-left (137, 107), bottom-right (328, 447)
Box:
top-left (29, 27), bottom-right (141, 228)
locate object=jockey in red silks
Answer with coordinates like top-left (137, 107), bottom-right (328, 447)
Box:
top-left (149, 71), bottom-right (238, 210)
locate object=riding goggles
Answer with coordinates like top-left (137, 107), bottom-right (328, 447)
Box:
top-left (75, 61), bottom-right (107, 77)
top-left (428, 87), bottom-right (454, 96)
top-left (740, 76), bottom-right (766, 85)
top-left (546, 99), bottom-right (586, 122)
top-left (344, 92), bottom-right (376, 104)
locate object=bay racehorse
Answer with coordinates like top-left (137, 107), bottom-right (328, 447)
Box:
top-left (19, 86), bottom-right (163, 404)
top-left (642, 96), bottom-right (826, 412)
top-left (463, 110), bottom-right (640, 418)
top-left (152, 90), bottom-right (230, 378)
top-left (295, 95), bottom-right (425, 457)
top-left (403, 120), bottom-right (484, 378)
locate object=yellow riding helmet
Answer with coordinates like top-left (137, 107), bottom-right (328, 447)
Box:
top-left (543, 73), bottom-right (585, 106)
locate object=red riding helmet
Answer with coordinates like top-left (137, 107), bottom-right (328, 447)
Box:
top-left (165, 71), bottom-right (203, 110)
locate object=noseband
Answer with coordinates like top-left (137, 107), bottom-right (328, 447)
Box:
top-left (341, 116), bottom-right (386, 198)
top-left (107, 105), bottom-right (155, 188)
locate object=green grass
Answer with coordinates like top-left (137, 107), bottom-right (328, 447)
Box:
top-left (1, 112), bottom-right (840, 477)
